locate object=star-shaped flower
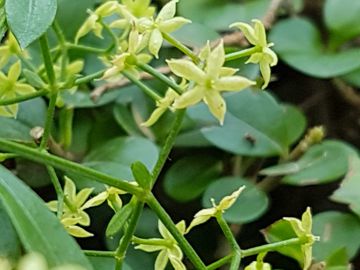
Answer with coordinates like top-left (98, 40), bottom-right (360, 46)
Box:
top-left (0, 61), bottom-right (36, 117)
top-left (186, 186), bottom-right (245, 233)
top-left (135, 220), bottom-right (186, 270)
top-left (284, 207), bottom-right (319, 270)
top-left (230, 19), bottom-right (278, 89)
top-left (0, 32), bottom-right (24, 68)
top-left (142, 88), bottom-right (179, 127)
top-left (136, 0), bottom-right (191, 58)
top-left (167, 41), bottom-right (255, 124)
top-left (245, 261), bottom-right (272, 270)
top-left (102, 30), bottom-right (152, 79)
top-left (75, 1), bottom-right (121, 43)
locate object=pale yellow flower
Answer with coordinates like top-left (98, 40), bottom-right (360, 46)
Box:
top-left (245, 261), bottom-right (272, 270)
top-left (135, 221), bottom-right (186, 270)
top-left (0, 61), bottom-right (36, 117)
top-left (0, 32), bottom-right (24, 68)
top-left (167, 41), bottom-right (255, 124)
top-left (230, 19), bottom-right (278, 89)
top-left (186, 186), bottom-right (245, 233)
top-left (17, 253), bottom-right (86, 270)
top-left (284, 207), bottom-right (320, 270)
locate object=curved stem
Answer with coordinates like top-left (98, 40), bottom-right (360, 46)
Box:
top-left (46, 166), bottom-right (64, 218)
top-left (225, 47), bottom-right (259, 62)
top-left (0, 90), bottom-right (48, 106)
top-left (206, 254), bottom-right (233, 270)
top-left (114, 199), bottom-right (144, 270)
top-left (66, 43), bottom-right (108, 54)
top-left (162, 32), bottom-right (200, 64)
top-left (74, 69), bottom-right (106, 85)
top-left (137, 62), bottom-right (184, 94)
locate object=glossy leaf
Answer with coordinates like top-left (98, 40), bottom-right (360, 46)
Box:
top-left (312, 211), bottom-right (360, 261)
top-left (113, 104), bottom-right (143, 137)
top-left (163, 155), bottom-right (222, 202)
top-left (0, 165), bottom-right (93, 268)
top-left (188, 90), bottom-right (305, 157)
top-left (202, 177), bottom-right (269, 224)
top-left (324, 0), bottom-right (360, 44)
top-left (0, 0), bottom-right (6, 40)
top-left (262, 219), bottom-right (303, 266)
top-left (331, 154), bottom-right (360, 217)
top-left (0, 202), bottom-right (21, 260)
top-left (0, 118), bottom-right (33, 142)
top-left (5, 0), bottom-right (57, 48)
top-left (270, 18), bottom-right (360, 78)
top-left (261, 141), bottom-right (349, 185)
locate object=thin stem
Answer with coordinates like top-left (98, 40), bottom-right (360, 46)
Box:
top-left (74, 69), bottom-right (106, 85)
top-left (39, 91), bottom-right (58, 150)
top-left (59, 107), bottom-right (74, 149)
top-left (216, 215), bottom-right (242, 270)
top-left (0, 139), bottom-right (144, 196)
top-left (66, 43), bottom-right (108, 54)
top-left (39, 35), bottom-right (56, 86)
top-left (206, 254), bottom-right (233, 270)
top-left (114, 199), bottom-right (144, 270)
top-left (225, 47), bottom-right (259, 62)
top-left (122, 71), bottom-right (162, 101)
top-left (146, 193), bottom-right (207, 270)
top-left (162, 32), bottom-right (200, 64)
top-left (53, 21), bottom-right (66, 45)
top-left (18, 55), bottom-right (37, 73)
top-left (102, 22), bottom-right (118, 53)
top-left (46, 166), bottom-right (64, 218)
top-left (131, 237), bottom-right (171, 247)
top-left (0, 90), bottom-right (48, 106)
top-left (151, 109), bottom-right (186, 185)
top-left (137, 62), bottom-right (184, 94)
top-left (84, 250), bottom-right (116, 257)
top-left (241, 238), bottom-right (303, 258)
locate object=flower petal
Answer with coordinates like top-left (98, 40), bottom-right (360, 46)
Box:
top-left (142, 107), bottom-right (168, 127)
top-left (259, 60), bottom-right (271, 90)
top-left (218, 186), bottom-right (245, 211)
top-left (64, 176), bottom-right (77, 202)
top-left (66, 225), bottom-right (94, 238)
top-left (186, 214), bottom-right (212, 234)
top-left (8, 61), bottom-right (21, 83)
top-left (205, 41), bottom-right (225, 79)
top-left (149, 29), bottom-right (163, 58)
top-left (155, 250), bottom-right (169, 270)
top-left (158, 221), bottom-right (172, 240)
top-left (135, 244), bottom-right (165, 252)
top-left (159, 17), bottom-right (191, 33)
top-left (172, 86), bottom-right (205, 109)
top-left (230, 22), bottom-right (258, 45)
top-left (215, 76), bottom-right (255, 91)
top-left (219, 67), bottom-right (238, 77)
top-left (204, 90), bottom-right (226, 125)
top-left (75, 188), bottom-right (94, 208)
top-left (253, 19), bottom-right (267, 47)
top-left (167, 59), bottom-right (205, 83)
top-left (81, 191), bottom-right (108, 209)
top-left (157, 0), bottom-right (177, 22)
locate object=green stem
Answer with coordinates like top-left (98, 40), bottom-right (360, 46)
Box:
top-left (39, 91), bottom-right (58, 150)
top-left (131, 237), bottom-right (171, 247)
top-left (216, 215), bottom-right (242, 270)
top-left (146, 193), bottom-right (207, 270)
top-left (66, 43), bottom-right (108, 54)
top-left (39, 35), bottom-right (56, 86)
top-left (0, 139), bottom-right (143, 196)
top-left (74, 69), bottom-right (106, 85)
top-left (162, 32), bottom-right (200, 64)
top-left (151, 109), bottom-right (186, 185)
top-left (122, 71), bottom-right (162, 101)
top-left (241, 238), bottom-right (303, 258)
top-left (137, 62), bottom-right (184, 94)
top-left (0, 90), bottom-right (48, 106)
top-left (225, 47), bottom-right (259, 62)
top-left (59, 107), bottom-right (74, 149)
top-left (115, 199), bottom-right (144, 270)
top-left (18, 55), bottom-right (37, 73)
top-left (102, 22), bottom-right (118, 53)
top-left (46, 166), bottom-right (64, 218)
top-left (206, 254), bottom-right (233, 270)
top-left (84, 250), bottom-right (116, 257)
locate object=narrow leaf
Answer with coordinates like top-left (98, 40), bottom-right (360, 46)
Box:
top-left (5, 0), bottom-right (57, 48)
top-left (0, 165), bottom-right (93, 269)
top-left (131, 161), bottom-right (152, 190)
top-left (106, 203), bottom-right (134, 237)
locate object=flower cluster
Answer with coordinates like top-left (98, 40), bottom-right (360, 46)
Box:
top-left (47, 176), bottom-right (135, 237)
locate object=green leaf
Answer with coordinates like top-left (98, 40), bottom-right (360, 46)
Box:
top-left (0, 201), bottom-right (21, 260)
top-left (325, 248), bottom-right (348, 268)
top-left (71, 136), bottom-right (158, 193)
top-left (61, 89), bottom-right (121, 108)
top-left (331, 154), bottom-right (360, 217)
top-left (261, 141), bottom-right (349, 185)
top-left (262, 219), bottom-right (303, 266)
top-left (5, 0), bottom-right (57, 48)
top-left (106, 202), bottom-right (134, 237)
top-left (0, 117), bottom-right (33, 142)
top-left (324, 0), bottom-right (360, 44)
top-left (23, 69), bottom-right (45, 88)
top-left (312, 211), bottom-right (360, 261)
top-left (113, 104), bottom-right (143, 137)
top-left (202, 177), bottom-right (269, 224)
top-left (131, 161), bottom-right (152, 190)
top-left (270, 17), bottom-right (360, 78)
top-left (163, 155), bottom-right (222, 202)
top-left (0, 165), bottom-right (93, 268)
top-left (178, 0), bottom-right (268, 31)
top-left (0, 0), bottom-right (7, 40)
top-left (189, 90), bottom-right (303, 157)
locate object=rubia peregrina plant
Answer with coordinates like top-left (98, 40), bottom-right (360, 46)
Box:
top-left (0, 0), bottom-right (326, 270)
